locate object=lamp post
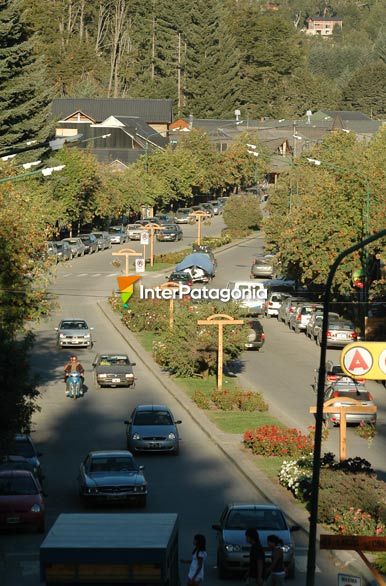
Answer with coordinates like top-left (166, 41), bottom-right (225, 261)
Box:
top-left (189, 210), bottom-right (208, 245)
top-left (197, 314), bottom-right (244, 389)
top-left (247, 144), bottom-right (259, 187)
top-left (144, 223), bottom-right (163, 267)
top-left (112, 247), bottom-right (142, 277)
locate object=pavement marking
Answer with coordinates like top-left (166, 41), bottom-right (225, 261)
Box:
top-left (76, 273), bottom-right (89, 277)
top-left (92, 273), bottom-right (102, 277)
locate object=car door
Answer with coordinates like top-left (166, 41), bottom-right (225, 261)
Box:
top-left (78, 454), bottom-right (91, 489)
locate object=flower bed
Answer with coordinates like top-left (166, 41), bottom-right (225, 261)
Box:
top-left (244, 425), bottom-right (313, 457)
top-left (192, 388), bottom-right (268, 413)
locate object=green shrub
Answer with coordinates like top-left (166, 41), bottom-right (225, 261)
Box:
top-left (238, 391), bottom-right (268, 412)
top-left (155, 248), bottom-right (190, 265)
top-left (119, 295), bottom-right (169, 333)
top-left (223, 195), bottom-right (262, 232)
top-left (193, 390), bottom-right (211, 410)
top-left (211, 388), bottom-right (240, 410)
top-left (222, 227), bottom-right (252, 238)
top-left (374, 554), bottom-right (386, 574)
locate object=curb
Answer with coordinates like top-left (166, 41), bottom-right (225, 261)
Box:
top-left (97, 300), bottom-right (374, 584)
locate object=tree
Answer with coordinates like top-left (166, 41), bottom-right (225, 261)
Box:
top-left (223, 194), bottom-right (263, 233)
top-left (0, 0), bottom-right (52, 149)
top-left (341, 60), bottom-right (386, 116)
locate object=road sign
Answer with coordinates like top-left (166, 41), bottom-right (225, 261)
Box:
top-left (140, 231), bottom-right (149, 245)
top-left (320, 535), bottom-right (386, 551)
top-left (135, 258), bottom-right (145, 273)
top-left (338, 574), bottom-right (361, 586)
top-left (341, 342), bottom-right (386, 380)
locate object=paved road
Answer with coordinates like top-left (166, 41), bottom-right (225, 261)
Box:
top-left (210, 236), bottom-right (386, 479)
top-left (0, 222), bottom-right (341, 585)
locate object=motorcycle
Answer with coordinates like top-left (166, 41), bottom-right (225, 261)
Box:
top-left (65, 371), bottom-right (83, 399)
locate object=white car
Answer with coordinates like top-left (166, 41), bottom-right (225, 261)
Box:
top-left (226, 281), bottom-right (267, 315)
top-left (264, 292), bottom-right (289, 318)
top-left (127, 223), bottom-right (147, 241)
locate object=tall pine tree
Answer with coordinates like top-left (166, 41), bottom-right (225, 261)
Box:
top-left (0, 0), bottom-right (51, 150)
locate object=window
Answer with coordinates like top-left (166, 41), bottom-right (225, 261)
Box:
top-left (133, 411), bottom-right (173, 426)
top-left (225, 509), bottom-right (287, 531)
top-left (89, 457), bottom-right (135, 473)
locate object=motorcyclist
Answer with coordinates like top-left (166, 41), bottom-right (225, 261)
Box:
top-left (64, 355), bottom-right (84, 396)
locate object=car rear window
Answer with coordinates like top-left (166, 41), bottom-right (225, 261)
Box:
top-left (329, 322), bottom-right (354, 330)
top-left (225, 509), bottom-right (287, 530)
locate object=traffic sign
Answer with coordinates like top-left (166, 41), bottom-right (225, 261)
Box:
top-left (135, 258), bottom-right (145, 273)
top-left (341, 342), bottom-right (386, 380)
top-left (140, 231), bottom-right (149, 245)
top-left (338, 574), bottom-right (361, 586)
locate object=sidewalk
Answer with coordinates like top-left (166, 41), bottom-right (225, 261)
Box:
top-left (97, 299), bottom-right (376, 586)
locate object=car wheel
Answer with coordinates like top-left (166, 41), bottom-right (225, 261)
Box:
top-left (137, 495), bottom-right (147, 508)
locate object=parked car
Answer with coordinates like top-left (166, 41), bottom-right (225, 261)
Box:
top-left (325, 361), bottom-right (365, 386)
top-left (190, 205), bottom-right (211, 218)
top-left (55, 241), bottom-right (72, 261)
top-left (55, 319), bottom-right (93, 348)
top-left (245, 318), bottom-right (265, 350)
top-left (316, 319), bottom-right (358, 348)
top-left (124, 405), bottom-right (181, 455)
top-left (78, 450), bottom-right (147, 507)
top-left (208, 200), bottom-right (221, 215)
top-left (156, 224), bottom-right (183, 242)
top-left (62, 237), bottom-right (86, 258)
top-left (91, 231), bottom-right (112, 250)
top-left (278, 297), bottom-right (309, 325)
top-left (192, 244), bottom-right (217, 269)
top-left (127, 223), bottom-right (146, 241)
top-left (289, 303), bottom-right (323, 333)
top-left (0, 470), bottom-right (45, 532)
top-left (250, 256), bottom-right (274, 279)
top-left (168, 272), bottom-right (193, 287)
top-left (212, 504), bottom-right (298, 579)
top-left (150, 216), bottom-right (171, 226)
top-left (108, 226), bottom-right (128, 244)
top-left (0, 456), bottom-right (36, 478)
top-left (200, 203), bottom-right (215, 217)
top-left (323, 387), bottom-right (376, 426)
top-left (8, 435), bottom-right (43, 482)
top-left (307, 312), bottom-right (340, 341)
top-left (46, 241), bottom-right (58, 261)
top-left (93, 354), bottom-right (136, 388)
top-left (226, 281), bottom-right (267, 315)
top-left (264, 292), bottom-right (289, 318)
top-left (174, 207), bottom-right (194, 224)
top-left (217, 196), bottom-right (229, 207)
top-left (78, 233), bottom-right (99, 254)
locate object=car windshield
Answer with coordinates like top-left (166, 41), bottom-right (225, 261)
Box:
top-left (13, 440), bottom-right (34, 458)
top-left (66, 239), bottom-right (78, 245)
top-left (98, 355), bottom-right (129, 366)
top-left (109, 227), bottom-right (122, 233)
top-left (89, 457), bottom-right (136, 473)
top-left (133, 411), bottom-right (173, 426)
top-left (60, 321), bottom-right (88, 330)
top-left (225, 509), bottom-right (287, 531)
top-left (0, 476), bottom-right (38, 495)
top-left (92, 233), bottom-right (102, 238)
top-left (177, 209), bottom-right (191, 213)
top-left (56, 244), bottom-right (63, 250)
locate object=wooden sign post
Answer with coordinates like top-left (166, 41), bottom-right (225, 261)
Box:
top-left (190, 210), bottom-right (209, 245)
top-left (197, 314), bottom-right (244, 389)
top-left (309, 397), bottom-right (377, 461)
top-left (159, 282), bottom-right (181, 329)
top-left (112, 248), bottom-right (142, 277)
top-left (320, 535), bottom-right (386, 586)
top-left (144, 223), bottom-right (162, 267)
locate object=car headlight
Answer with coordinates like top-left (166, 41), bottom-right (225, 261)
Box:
top-left (125, 374), bottom-right (134, 378)
top-left (225, 544), bottom-right (242, 553)
top-left (84, 334), bottom-right (91, 339)
top-left (98, 373), bottom-right (107, 378)
top-left (140, 485), bottom-right (147, 492)
top-left (132, 433), bottom-right (141, 440)
top-left (282, 545), bottom-right (293, 554)
top-left (30, 504), bottom-right (41, 513)
top-left (59, 333), bottom-right (66, 338)
top-left (87, 487), bottom-right (98, 494)
top-left (168, 433), bottom-right (176, 440)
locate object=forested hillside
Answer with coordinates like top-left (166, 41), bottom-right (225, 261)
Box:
top-left (18, 0), bottom-right (386, 117)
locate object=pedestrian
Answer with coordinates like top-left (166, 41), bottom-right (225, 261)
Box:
top-left (245, 528), bottom-right (265, 586)
top-left (181, 534), bottom-right (207, 586)
top-left (265, 535), bottom-right (285, 585)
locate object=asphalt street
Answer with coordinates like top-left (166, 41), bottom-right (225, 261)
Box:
top-left (0, 219), bottom-right (366, 586)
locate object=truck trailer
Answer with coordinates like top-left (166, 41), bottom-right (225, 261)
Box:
top-left (40, 513), bottom-right (179, 585)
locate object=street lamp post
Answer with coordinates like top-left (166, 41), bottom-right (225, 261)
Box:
top-left (197, 314), bottom-right (244, 389)
top-left (144, 223), bottom-right (163, 267)
top-left (112, 247), bottom-right (142, 277)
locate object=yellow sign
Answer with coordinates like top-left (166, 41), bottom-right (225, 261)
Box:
top-left (340, 342), bottom-right (386, 380)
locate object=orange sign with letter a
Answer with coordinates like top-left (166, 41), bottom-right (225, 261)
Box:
top-left (341, 342), bottom-right (386, 380)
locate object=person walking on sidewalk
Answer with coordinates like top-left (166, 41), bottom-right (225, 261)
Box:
top-left (181, 534), bottom-right (207, 586)
top-left (245, 528), bottom-right (265, 586)
top-left (265, 535), bottom-right (285, 586)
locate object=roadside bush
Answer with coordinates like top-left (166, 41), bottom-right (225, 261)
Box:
top-left (193, 390), bottom-right (211, 410)
top-left (222, 227), bottom-right (252, 238)
top-left (279, 457), bottom-right (313, 501)
top-left (223, 195), bottom-right (262, 232)
top-left (155, 248), bottom-right (190, 265)
top-left (244, 425), bottom-right (313, 458)
top-left (119, 295), bottom-right (169, 333)
top-left (202, 234), bottom-right (232, 248)
top-left (334, 508), bottom-right (386, 536)
top-left (238, 391), bottom-right (268, 412)
top-left (211, 388), bottom-right (240, 410)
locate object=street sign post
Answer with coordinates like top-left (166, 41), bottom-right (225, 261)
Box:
top-left (341, 342), bottom-right (386, 380)
top-left (112, 248), bottom-right (142, 276)
top-left (140, 231), bottom-right (149, 245)
top-left (338, 574), bottom-right (361, 586)
top-left (135, 258), bottom-right (145, 273)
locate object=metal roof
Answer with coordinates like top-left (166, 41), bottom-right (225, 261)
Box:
top-left (52, 98), bottom-right (173, 124)
top-left (324, 110), bottom-right (372, 121)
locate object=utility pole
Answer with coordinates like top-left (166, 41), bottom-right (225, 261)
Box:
top-left (177, 32), bottom-right (182, 116)
top-left (151, 16), bottom-right (155, 80)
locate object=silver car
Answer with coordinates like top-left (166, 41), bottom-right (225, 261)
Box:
top-left (62, 237), bottom-right (86, 258)
top-left (108, 226), bottom-right (127, 244)
top-left (212, 504), bottom-right (298, 579)
top-left (124, 405), bottom-right (181, 455)
top-left (91, 231), bottom-right (112, 250)
top-left (78, 450), bottom-right (147, 507)
top-left (56, 319), bottom-right (93, 348)
top-left (323, 388), bottom-right (376, 426)
top-left (316, 319), bottom-right (358, 347)
top-left (127, 223), bottom-right (146, 240)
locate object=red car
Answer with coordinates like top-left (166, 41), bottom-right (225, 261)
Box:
top-left (0, 470), bottom-right (45, 532)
